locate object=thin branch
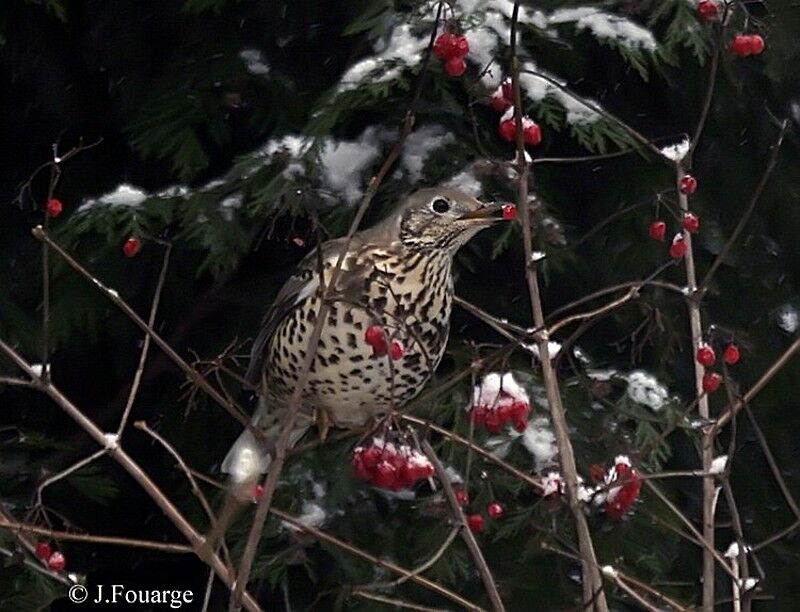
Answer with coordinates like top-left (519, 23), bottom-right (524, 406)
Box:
top-left (118, 244), bottom-right (172, 433)
top-left (351, 589), bottom-right (448, 612)
top-left (421, 439), bottom-right (506, 612)
top-left (697, 119), bottom-right (788, 296)
top-left (0, 340), bottom-right (263, 612)
top-left (270, 508), bottom-right (485, 611)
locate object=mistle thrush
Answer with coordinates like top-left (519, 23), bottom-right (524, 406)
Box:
top-left (222, 187), bottom-right (510, 483)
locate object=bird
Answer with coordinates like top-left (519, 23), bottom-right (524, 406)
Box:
top-left (221, 187), bottom-right (511, 490)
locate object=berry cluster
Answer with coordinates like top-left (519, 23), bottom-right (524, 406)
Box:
top-left (469, 373), bottom-right (531, 433)
top-left (696, 340), bottom-right (740, 393)
top-left (433, 30), bottom-right (469, 77)
top-left (731, 34), bottom-right (765, 57)
top-left (352, 438), bottom-right (434, 491)
top-left (453, 488), bottom-right (505, 533)
top-left (603, 456), bottom-right (642, 520)
top-left (35, 541), bottom-right (66, 572)
top-left (490, 79), bottom-right (542, 146)
top-left (364, 325), bottom-right (405, 360)
top-left (648, 174), bottom-right (701, 260)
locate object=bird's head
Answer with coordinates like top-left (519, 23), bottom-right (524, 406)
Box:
top-left (396, 187), bottom-right (513, 254)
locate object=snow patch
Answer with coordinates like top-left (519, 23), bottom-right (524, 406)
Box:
top-left (239, 49), bottom-right (270, 76)
top-left (283, 501), bottom-right (326, 532)
top-left (522, 417), bottom-right (559, 471)
top-left (445, 166), bottom-right (484, 197)
top-left (319, 127), bottom-right (384, 204)
top-left (660, 138), bottom-right (691, 162)
top-left (626, 370), bottom-right (669, 411)
top-left (541, 471), bottom-right (563, 496)
top-left (79, 184), bottom-right (148, 212)
top-left (219, 194), bottom-right (243, 221)
top-left (401, 125), bottom-right (455, 183)
top-left (776, 304), bottom-right (799, 334)
top-left (549, 7), bottom-right (657, 50)
top-left (710, 455), bottom-right (728, 475)
top-left (725, 541), bottom-right (740, 559)
top-left (30, 363), bottom-right (50, 377)
top-left (523, 341), bottom-right (562, 361)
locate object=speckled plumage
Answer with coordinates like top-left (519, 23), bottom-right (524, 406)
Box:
top-left (222, 187), bottom-right (507, 481)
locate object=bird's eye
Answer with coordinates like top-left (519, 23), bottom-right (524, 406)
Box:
top-left (431, 198), bottom-right (450, 214)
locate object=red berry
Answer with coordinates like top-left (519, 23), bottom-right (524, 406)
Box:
top-left (123, 237), bottom-right (141, 258)
top-left (433, 33), bottom-right (454, 60)
top-left (373, 460), bottom-right (397, 489)
top-left (696, 344), bottom-right (716, 367)
top-left (749, 34), bottom-right (765, 55)
top-left (498, 119), bottom-right (517, 142)
top-left (455, 489), bottom-right (469, 506)
top-left (35, 542), bottom-right (52, 560)
top-left (453, 35), bottom-right (469, 57)
top-left (731, 34), bottom-right (752, 57)
top-left (487, 502), bottom-right (504, 519)
top-left (670, 235), bottom-right (687, 259)
top-left (252, 484), bottom-right (264, 501)
top-left (680, 175), bottom-right (698, 195)
top-left (490, 92), bottom-right (512, 113)
top-left (649, 220), bottom-right (667, 242)
top-left (697, 0), bottom-right (719, 22)
top-left (606, 470), bottom-right (642, 520)
top-left (444, 57), bottom-right (466, 77)
top-left (523, 122), bottom-right (542, 146)
top-left (723, 344), bottom-right (741, 365)
top-left (365, 325), bottom-right (388, 356)
top-left (682, 212), bottom-right (700, 233)
top-left (502, 204), bottom-right (517, 220)
top-left (589, 464), bottom-right (606, 484)
top-left (467, 514), bottom-right (485, 532)
top-left (45, 198), bottom-right (63, 218)
top-left (702, 371), bottom-right (722, 393)
top-left (389, 340), bottom-right (404, 360)
top-left (47, 552), bottom-right (66, 572)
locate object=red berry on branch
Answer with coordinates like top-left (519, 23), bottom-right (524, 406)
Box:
top-left (47, 552), bottom-right (66, 572)
top-left (682, 212), bottom-right (700, 233)
top-left (45, 198), bottom-right (63, 218)
top-left (35, 542), bottom-right (52, 560)
top-left (455, 489), bottom-right (469, 506)
top-left (444, 56), bottom-right (466, 77)
top-left (123, 237), bottom-right (141, 258)
top-left (491, 92), bottom-right (512, 113)
top-left (433, 32), bottom-right (454, 60)
top-left (589, 464), bottom-right (606, 484)
top-left (373, 460), bottom-right (397, 489)
top-left (723, 344), bottom-right (741, 365)
top-left (749, 34), bottom-right (765, 55)
top-left (523, 122), bottom-right (542, 146)
top-left (467, 514), bottom-right (485, 533)
top-left (696, 344), bottom-right (716, 367)
top-left (680, 175), bottom-right (698, 195)
top-left (365, 325), bottom-right (388, 357)
top-left (702, 371), bottom-right (722, 393)
top-left (731, 34), bottom-right (752, 57)
top-left (669, 234), bottom-right (687, 259)
top-left (389, 340), bottom-right (404, 360)
top-left (454, 35), bottom-right (469, 57)
top-left (487, 502), bottom-right (504, 519)
top-left (252, 484), bottom-right (264, 501)
top-left (697, 0), bottom-right (719, 22)
top-left (648, 220), bottom-right (667, 242)
top-left (502, 204), bottom-right (517, 220)
top-left (498, 118), bottom-right (517, 142)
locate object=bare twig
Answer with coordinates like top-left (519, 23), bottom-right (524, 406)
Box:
top-left (351, 589), bottom-right (449, 612)
top-left (509, 3), bottom-right (607, 609)
top-left (421, 439), bottom-right (506, 612)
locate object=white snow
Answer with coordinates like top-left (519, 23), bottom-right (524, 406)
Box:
top-left (30, 363), bottom-right (49, 377)
top-left (445, 167), bottom-right (483, 197)
top-left (239, 49), bottom-right (270, 76)
top-left (587, 368), bottom-right (617, 381)
top-left (614, 454), bottom-right (632, 467)
top-left (471, 372), bottom-right (530, 409)
top-left (524, 340), bottom-right (563, 361)
top-left (626, 370), bottom-right (669, 411)
top-left (549, 7), bottom-right (658, 50)
top-left (319, 127), bottom-right (384, 204)
top-left (78, 183), bottom-right (148, 211)
top-left (531, 251), bottom-right (546, 262)
top-left (522, 417), bottom-right (559, 471)
top-left (219, 193), bottom-right (243, 221)
top-left (401, 125), bottom-right (455, 183)
top-left (102, 433), bottom-right (119, 450)
top-left (725, 541), bottom-right (740, 559)
top-left (282, 501), bottom-right (326, 532)
top-left (710, 455), bottom-right (728, 475)
top-left (338, 24), bottom-right (428, 92)
top-left (660, 138), bottom-right (691, 162)
top-left (541, 471), bottom-right (563, 496)
top-left (601, 565), bottom-right (619, 579)
top-left (156, 185), bottom-right (190, 198)
top-left (223, 432), bottom-right (269, 483)
top-left (776, 304), bottom-right (799, 334)
top-left (743, 577), bottom-right (759, 591)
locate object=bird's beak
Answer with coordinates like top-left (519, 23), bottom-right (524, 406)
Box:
top-left (456, 202), bottom-right (510, 223)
